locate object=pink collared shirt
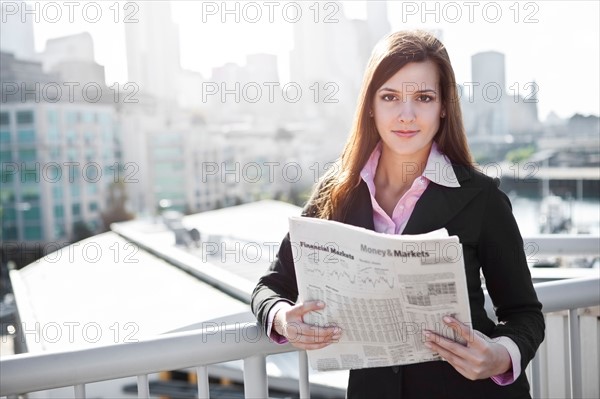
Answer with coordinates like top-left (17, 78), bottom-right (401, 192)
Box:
top-left (267, 141), bottom-right (520, 385)
top-left (360, 141), bottom-right (460, 235)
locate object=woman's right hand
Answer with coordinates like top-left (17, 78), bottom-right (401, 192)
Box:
top-left (273, 301), bottom-right (342, 350)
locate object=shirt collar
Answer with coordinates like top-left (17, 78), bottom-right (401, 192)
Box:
top-left (360, 141), bottom-right (460, 188)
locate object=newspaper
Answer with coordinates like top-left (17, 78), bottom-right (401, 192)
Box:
top-left (288, 216), bottom-right (472, 371)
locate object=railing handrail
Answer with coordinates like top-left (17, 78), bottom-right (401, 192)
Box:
top-left (1, 277), bottom-right (599, 397)
top-left (523, 235), bottom-right (600, 256)
top-left (527, 276), bottom-right (600, 313)
top-left (484, 276), bottom-right (600, 319)
top-left (0, 323), bottom-right (295, 396)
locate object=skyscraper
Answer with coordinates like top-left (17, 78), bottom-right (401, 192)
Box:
top-left (471, 51), bottom-right (508, 136)
top-left (289, 2), bottom-right (371, 135)
top-left (366, 1), bottom-right (391, 50)
top-left (0, 2), bottom-right (36, 60)
top-left (124, 2), bottom-right (182, 104)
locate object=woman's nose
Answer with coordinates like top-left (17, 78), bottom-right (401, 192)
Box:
top-left (397, 101), bottom-right (416, 123)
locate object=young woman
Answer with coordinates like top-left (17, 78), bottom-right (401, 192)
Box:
top-left (251, 30), bottom-right (544, 399)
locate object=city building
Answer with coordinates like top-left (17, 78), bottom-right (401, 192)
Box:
top-left (471, 51), bottom-right (509, 136)
top-left (0, 2), bottom-right (36, 60)
top-left (1, 47), bottom-right (120, 261)
top-left (0, 51), bottom-right (59, 102)
top-left (288, 1), bottom-right (392, 161)
top-left (207, 62), bottom-right (247, 124)
top-left (124, 1), bottom-right (182, 105)
top-left (177, 69), bottom-right (206, 111)
top-left (39, 32), bottom-right (95, 72)
top-left (37, 33), bottom-right (110, 103)
top-left (1, 98), bottom-right (119, 243)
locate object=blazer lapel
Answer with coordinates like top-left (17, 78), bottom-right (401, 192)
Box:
top-left (403, 165), bottom-right (481, 234)
top-left (403, 183), bottom-right (481, 234)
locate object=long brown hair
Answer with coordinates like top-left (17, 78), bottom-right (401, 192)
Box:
top-left (310, 30), bottom-right (473, 221)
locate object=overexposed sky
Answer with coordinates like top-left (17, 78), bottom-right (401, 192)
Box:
top-left (28, 0), bottom-right (600, 120)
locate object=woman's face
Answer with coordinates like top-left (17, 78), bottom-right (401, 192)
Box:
top-left (372, 60), bottom-right (444, 161)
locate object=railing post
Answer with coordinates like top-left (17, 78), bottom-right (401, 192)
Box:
top-left (568, 308), bottom-right (582, 399)
top-left (74, 384), bottom-right (86, 399)
top-left (137, 374), bottom-right (149, 398)
top-left (530, 352), bottom-right (541, 398)
top-left (196, 366), bottom-right (210, 399)
top-left (298, 351), bottom-right (310, 399)
top-left (243, 355), bottom-right (268, 399)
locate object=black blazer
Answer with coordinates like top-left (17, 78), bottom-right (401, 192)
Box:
top-left (251, 164), bottom-right (545, 399)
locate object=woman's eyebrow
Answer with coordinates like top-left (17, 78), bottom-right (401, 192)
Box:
top-left (377, 87), bottom-right (438, 94)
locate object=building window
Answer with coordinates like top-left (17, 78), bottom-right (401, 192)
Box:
top-left (67, 148), bottom-right (77, 162)
top-left (21, 185), bottom-right (40, 201)
top-left (102, 127), bottom-right (113, 141)
top-left (0, 112), bottom-right (9, 126)
top-left (24, 225), bottom-right (42, 240)
top-left (52, 185), bottom-right (63, 201)
top-left (2, 226), bottom-right (18, 240)
top-left (3, 207), bottom-right (16, 222)
top-left (66, 112), bottom-right (79, 125)
top-left (72, 203), bottom-right (81, 216)
top-left (18, 129), bottom-right (35, 143)
top-left (84, 131), bottom-right (94, 144)
top-left (54, 205), bottom-right (64, 218)
top-left (47, 109), bottom-right (59, 125)
top-left (18, 149), bottom-right (36, 162)
top-left (49, 147), bottom-right (61, 159)
top-left (54, 224), bottom-right (65, 240)
top-left (89, 202), bottom-right (98, 212)
top-left (99, 113), bottom-right (111, 125)
top-left (1, 168), bottom-right (14, 184)
top-left (16, 110), bottom-right (34, 125)
top-left (87, 184), bottom-right (98, 195)
top-left (66, 130), bottom-right (77, 144)
top-left (0, 150), bottom-right (11, 162)
top-left (0, 130), bottom-right (10, 143)
top-left (47, 127), bottom-right (60, 141)
top-left (23, 206), bottom-right (41, 221)
top-left (21, 167), bottom-right (38, 184)
top-left (82, 112), bottom-right (94, 123)
top-left (2, 189), bottom-right (16, 203)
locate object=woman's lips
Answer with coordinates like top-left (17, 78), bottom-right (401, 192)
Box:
top-left (392, 130), bottom-right (419, 138)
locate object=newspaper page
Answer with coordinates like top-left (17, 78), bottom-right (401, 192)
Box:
top-left (288, 216), bottom-right (472, 371)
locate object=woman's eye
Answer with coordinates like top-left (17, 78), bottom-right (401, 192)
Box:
top-left (417, 95), bottom-right (434, 102)
top-left (381, 94), bottom-right (396, 101)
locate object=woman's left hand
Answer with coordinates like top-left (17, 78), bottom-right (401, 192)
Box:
top-left (423, 316), bottom-right (512, 380)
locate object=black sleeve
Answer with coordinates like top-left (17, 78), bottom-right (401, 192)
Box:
top-left (251, 231), bottom-right (298, 334)
top-left (477, 179), bottom-right (545, 372)
top-left (251, 201), bottom-right (318, 333)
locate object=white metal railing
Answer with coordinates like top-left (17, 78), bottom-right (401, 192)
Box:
top-left (0, 322), bottom-right (299, 398)
top-left (490, 277), bottom-right (599, 399)
top-left (523, 234), bottom-right (600, 256)
top-left (1, 276), bottom-right (598, 399)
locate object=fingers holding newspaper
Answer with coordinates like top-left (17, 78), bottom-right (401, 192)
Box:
top-left (422, 316), bottom-right (512, 380)
top-left (273, 300), bottom-right (342, 350)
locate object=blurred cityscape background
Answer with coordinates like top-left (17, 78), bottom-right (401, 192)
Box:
top-left (1, 0), bottom-right (599, 264)
top-left (0, 1), bottom-right (598, 397)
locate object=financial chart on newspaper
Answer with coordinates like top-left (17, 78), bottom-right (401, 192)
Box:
top-left (288, 216), bottom-right (472, 371)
